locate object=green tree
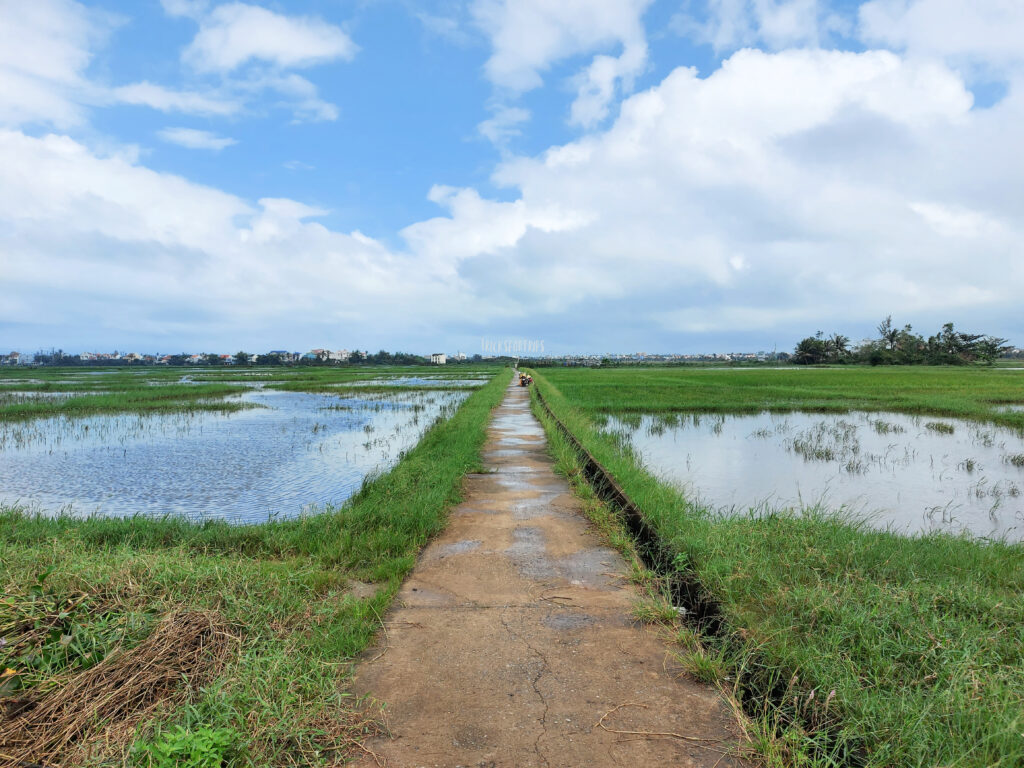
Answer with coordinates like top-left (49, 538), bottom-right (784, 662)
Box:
top-left (793, 336), bottom-right (828, 365)
top-left (877, 315), bottom-right (899, 351)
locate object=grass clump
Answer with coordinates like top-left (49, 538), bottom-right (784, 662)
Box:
top-left (0, 369), bottom-right (511, 766)
top-left (529, 368), bottom-right (1024, 768)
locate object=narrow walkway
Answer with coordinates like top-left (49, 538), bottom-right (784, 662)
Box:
top-left (353, 378), bottom-right (748, 767)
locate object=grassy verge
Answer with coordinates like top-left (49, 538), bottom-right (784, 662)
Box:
top-left (0, 369), bottom-right (511, 767)
top-left (528, 369), bottom-right (1024, 768)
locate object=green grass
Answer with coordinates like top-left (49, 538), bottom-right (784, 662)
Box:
top-left (528, 367), bottom-right (1024, 768)
top-left (0, 365), bottom-right (501, 421)
top-left (0, 368), bottom-right (512, 766)
top-left (537, 366), bottom-right (1024, 431)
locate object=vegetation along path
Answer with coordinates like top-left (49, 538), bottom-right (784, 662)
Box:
top-left (353, 377), bottom-right (749, 767)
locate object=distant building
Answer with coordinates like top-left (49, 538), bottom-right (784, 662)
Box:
top-left (430, 353), bottom-right (447, 365)
top-left (0, 351), bottom-right (20, 365)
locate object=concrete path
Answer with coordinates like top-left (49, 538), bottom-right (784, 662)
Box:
top-left (352, 378), bottom-right (749, 768)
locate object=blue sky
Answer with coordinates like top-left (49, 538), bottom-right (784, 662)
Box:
top-left (1, 0), bottom-right (1022, 355)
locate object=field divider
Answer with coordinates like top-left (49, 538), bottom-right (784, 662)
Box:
top-left (532, 385), bottom-right (722, 628)
top-left (530, 381), bottom-right (864, 767)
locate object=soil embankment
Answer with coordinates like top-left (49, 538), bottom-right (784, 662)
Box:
top-left (353, 378), bottom-right (749, 767)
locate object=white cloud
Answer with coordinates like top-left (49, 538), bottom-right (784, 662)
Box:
top-left (478, 105), bottom-right (530, 145)
top-left (3, 11), bottom-right (1024, 350)
top-left (393, 47), bottom-right (1022, 337)
top-left (160, 0), bottom-right (208, 18)
top-left (675, 0), bottom-right (824, 52)
top-left (182, 3), bottom-right (357, 73)
top-left (158, 127), bottom-right (237, 150)
top-left (253, 73), bottom-right (339, 122)
top-left (859, 0), bottom-right (1024, 69)
top-left (112, 82), bottom-right (239, 116)
top-left (472, 0), bottom-right (652, 127)
top-left (0, 0), bottom-right (115, 128)
top-left (0, 129), bottom-right (446, 345)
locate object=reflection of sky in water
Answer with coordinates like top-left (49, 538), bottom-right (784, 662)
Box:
top-left (0, 388), bottom-right (468, 523)
top-left (332, 377), bottom-right (487, 388)
top-left (605, 411), bottom-right (1024, 542)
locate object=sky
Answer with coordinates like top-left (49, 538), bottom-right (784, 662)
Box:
top-left (1, 0), bottom-right (1022, 356)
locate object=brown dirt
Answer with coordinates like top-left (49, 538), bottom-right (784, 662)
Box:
top-left (352, 380), bottom-right (752, 767)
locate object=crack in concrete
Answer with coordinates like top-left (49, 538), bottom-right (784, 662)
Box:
top-left (500, 604), bottom-right (552, 768)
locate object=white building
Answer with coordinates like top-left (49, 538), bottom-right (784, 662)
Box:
top-left (430, 353), bottom-right (447, 365)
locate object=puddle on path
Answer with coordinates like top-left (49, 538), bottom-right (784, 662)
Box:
top-left (605, 411), bottom-right (1024, 541)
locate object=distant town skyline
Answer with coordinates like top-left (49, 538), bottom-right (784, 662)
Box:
top-left (2, 1), bottom-right (1022, 352)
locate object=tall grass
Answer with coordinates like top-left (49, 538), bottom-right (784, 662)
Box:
top-left (529, 368), bottom-right (1024, 768)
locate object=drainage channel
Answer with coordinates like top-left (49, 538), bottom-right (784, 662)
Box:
top-left (531, 384), bottom-right (866, 768)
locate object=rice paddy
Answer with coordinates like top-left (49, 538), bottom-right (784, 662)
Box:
top-left (529, 366), bottom-right (1024, 768)
top-left (602, 409), bottom-right (1024, 540)
top-left (0, 365), bottom-right (510, 766)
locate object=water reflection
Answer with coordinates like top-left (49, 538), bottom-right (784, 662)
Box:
top-left (0, 387), bottom-right (469, 523)
top-left (604, 411), bottom-right (1024, 542)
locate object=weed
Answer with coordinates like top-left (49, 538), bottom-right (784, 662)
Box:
top-left (132, 726), bottom-right (239, 768)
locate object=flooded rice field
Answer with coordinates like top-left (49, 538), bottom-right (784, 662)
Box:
top-left (332, 376), bottom-right (488, 388)
top-left (603, 411), bottom-right (1024, 541)
top-left (0, 385), bottom-right (470, 523)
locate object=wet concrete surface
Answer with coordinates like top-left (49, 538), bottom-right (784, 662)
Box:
top-left (352, 378), bottom-right (750, 767)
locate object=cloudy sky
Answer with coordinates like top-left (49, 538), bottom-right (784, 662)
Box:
top-left (1, 0), bottom-right (1021, 355)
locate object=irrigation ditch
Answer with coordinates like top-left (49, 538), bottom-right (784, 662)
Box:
top-left (531, 383), bottom-right (865, 767)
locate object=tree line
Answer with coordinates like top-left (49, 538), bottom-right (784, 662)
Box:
top-left (793, 317), bottom-right (1012, 365)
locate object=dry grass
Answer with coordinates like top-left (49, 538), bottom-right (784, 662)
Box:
top-left (0, 611), bottom-right (236, 768)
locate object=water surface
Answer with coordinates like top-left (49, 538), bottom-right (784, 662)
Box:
top-left (605, 411), bottom-right (1024, 541)
top-left (0, 387), bottom-right (469, 523)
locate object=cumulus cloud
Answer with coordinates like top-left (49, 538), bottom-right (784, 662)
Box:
top-left (398, 47), bottom-right (1022, 342)
top-left (472, 0), bottom-right (652, 127)
top-left (158, 127), bottom-right (237, 150)
top-left (182, 3), bottom-right (357, 73)
top-left (0, 129), bottom-right (446, 347)
top-left (3, 4), bottom-right (1023, 351)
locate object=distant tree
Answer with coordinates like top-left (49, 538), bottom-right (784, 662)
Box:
top-left (201, 352), bottom-right (220, 366)
top-left (235, 351), bottom-right (251, 365)
top-left (877, 315), bottom-right (899, 351)
top-left (349, 350), bottom-right (366, 364)
top-left (828, 333), bottom-right (850, 358)
top-left (261, 353), bottom-right (283, 366)
top-left (793, 336), bottom-right (828, 365)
